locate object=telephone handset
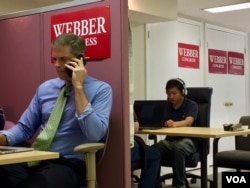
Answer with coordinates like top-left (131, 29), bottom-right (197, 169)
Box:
top-left (65, 54), bottom-right (84, 77)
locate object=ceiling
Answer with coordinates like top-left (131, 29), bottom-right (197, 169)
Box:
top-left (178, 0), bottom-right (250, 33)
top-left (0, 0), bottom-right (70, 16)
top-left (0, 0), bottom-right (250, 33)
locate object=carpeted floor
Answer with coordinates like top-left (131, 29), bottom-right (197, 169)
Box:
top-left (162, 173), bottom-right (218, 188)
top-left (132, 167), bottom-right (223, 188)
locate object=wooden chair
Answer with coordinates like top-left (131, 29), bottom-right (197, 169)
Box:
top-left (75, 143), bottom-right (105, 188)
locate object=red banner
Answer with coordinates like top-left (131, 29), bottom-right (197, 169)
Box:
top-left (208, 49), bottom-right (227, 74)
top-left (51, 6), bottom-right (110, 60)
top-left (228, 51), bottom-right (244, 75)
top-left (178, 43), bottom-right (199, 69)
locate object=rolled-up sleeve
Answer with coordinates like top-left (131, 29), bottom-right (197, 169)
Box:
top-left (77, 85), bottom-right (112, 142)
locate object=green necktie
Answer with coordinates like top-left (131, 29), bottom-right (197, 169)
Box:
top-left (28, 83), bottom-right (70, 167)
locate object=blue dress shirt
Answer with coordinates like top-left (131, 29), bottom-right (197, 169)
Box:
top-left (0, 76), bottom-right (112, 160)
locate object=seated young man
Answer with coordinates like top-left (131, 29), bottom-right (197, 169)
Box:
top-left (153, 78), bottom-right (198, 188)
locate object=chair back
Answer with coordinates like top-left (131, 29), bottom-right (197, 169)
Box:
top-left (96, 127), bottom-right (110, 163)
top-left (186, 87), bottom-right (213, 128)
top-left (236, 116), bottom-right (250, 150)
top-left (131, 135), bottom-right (147, 170)
top-left (186, 87), bottom-right (213, 155)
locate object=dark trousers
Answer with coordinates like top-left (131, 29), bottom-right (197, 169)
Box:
top-left (0, 157), bottom-right (86, 188)
top-left (131, 141), bottom-right (161, 188)
top-left (153, 138), bottom-right (196, 187)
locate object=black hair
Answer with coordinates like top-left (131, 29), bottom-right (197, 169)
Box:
top-left (165, 78), bottom-right (186, 96)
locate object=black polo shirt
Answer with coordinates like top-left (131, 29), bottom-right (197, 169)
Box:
top-left (164, 98), bottom-right (198, 142)
top-left (164, 98), bottom-right (198, 124)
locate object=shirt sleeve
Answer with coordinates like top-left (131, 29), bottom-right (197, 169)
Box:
top-left (187, 100), bottom-right (198, 119)
top-left (77, 85), bottom-right (112, 142)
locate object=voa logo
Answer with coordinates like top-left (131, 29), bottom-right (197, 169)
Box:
top-left (226, 176), bottom-right (246, 184)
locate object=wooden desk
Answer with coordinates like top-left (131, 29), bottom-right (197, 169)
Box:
top-left (0, 150), bottom-right (59, 165)
top-left (138, 127), bottom-right (250, 188)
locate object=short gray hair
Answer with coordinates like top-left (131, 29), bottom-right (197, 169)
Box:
top-left (52, 33), bottom-right (86, 57)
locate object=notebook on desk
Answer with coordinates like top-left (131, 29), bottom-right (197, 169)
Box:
top-left (0, 146), bottom-right (34, 155)
top-left (134, 100), bottom-right (167, 130)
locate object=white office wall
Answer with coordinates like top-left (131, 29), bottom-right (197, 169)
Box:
top-left (131, 22), bottom-right (147, 100)
top-left (146, 18), bottom-right (203, 99)
top-left (132, 18), bottom-right (249, 170)
top-left (145, 18), bottom-right (204, 174)
top-left (206, 24), bottom-right (247, 126)
top-left (205, 24), bottom-right (248, 155)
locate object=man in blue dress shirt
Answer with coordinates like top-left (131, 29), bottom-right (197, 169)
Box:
top-left (0, 33), bottom-right (112, 188)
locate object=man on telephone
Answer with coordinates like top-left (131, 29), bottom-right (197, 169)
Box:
top-left (0, 33), bottom-right (112, 188)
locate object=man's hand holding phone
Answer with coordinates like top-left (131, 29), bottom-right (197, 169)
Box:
top-left (65, 55), bottom-right (89, 115)
top-left (65, 55), bottom-right (87, 87)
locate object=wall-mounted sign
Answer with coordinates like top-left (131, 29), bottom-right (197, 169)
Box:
top-left (178, 43), bottom-right (199, 69)
top-left (51, 6), bottom-right (110, 60)
top-left (208, 49), bottom-right (227, 74)
top-left (228, 51), bottom-right (244, 75)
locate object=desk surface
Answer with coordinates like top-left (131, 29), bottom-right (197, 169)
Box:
top-left (138, 127), bottom-right (250, 138)
top-left (0, 150), bottom-right (59, 165)
top-left (139, 126), bottom-right (250, 188)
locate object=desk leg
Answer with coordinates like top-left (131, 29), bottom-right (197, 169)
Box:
top-left (213, 138), bottom-right (220, 188)
top-left (201, 138), bottom-right (208, 188)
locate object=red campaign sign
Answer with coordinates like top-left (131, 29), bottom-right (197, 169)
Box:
top-left (208, 49), bottom-right (227, 74)
top-left (228, 51), bottom-right (244, 75)
top-left (178, 43), bottom-right (199, 69)
top-left (51, 6), bottom-right (110, 60)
